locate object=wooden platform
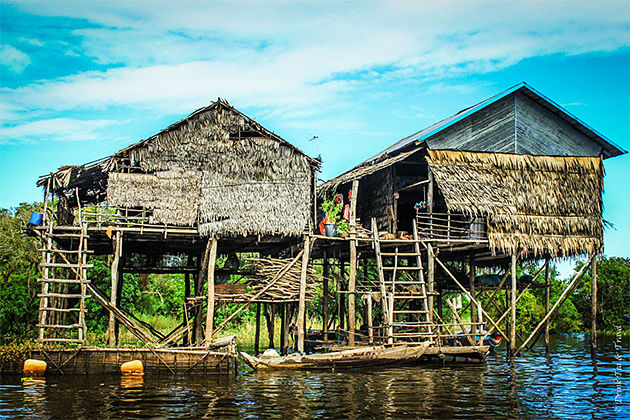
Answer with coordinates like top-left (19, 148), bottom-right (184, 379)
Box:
top-left (0, 347), bottom-right (237, 376)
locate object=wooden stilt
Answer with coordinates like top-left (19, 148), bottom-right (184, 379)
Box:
top-left (367, 292), bottom-right (373, 344)
top-left (516, 255), bottom-right (594, 354)
top-left (469, 254), bottom-right (477, 337)
top-left (108, 231), bottom-right (121, 346)
top-left (591, 254), bottom-right (598, 356)
top-left (348, 179), bottom-right (359, 346)
top-left (115, 261), bottom-right (124, 346)
top-left (339, 259), bottom-right (346, 330)
top-left (195, 240), bottom-right (212, 344)
top-left (204, 237), bottom-right (218, 342)
top-left (280, 304), bottom-right (286, 354)
top-left (297, 236), bottom-right (311, 353)
top-left (544, 258), bottom-right (550, 353)
top-left (427, 243), bottom-right (435, 324)
top-left (322, 249), bottom-right (329, 342)
top-left (184, 271), bottom-right (191, 346)
top-left (510, 253), bottom-right (517, 356)
top-left (264, 304), bottom-right (276, 349)
top-left (254, 302), bottom-right (261, 356)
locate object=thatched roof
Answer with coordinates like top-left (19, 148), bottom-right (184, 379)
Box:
top-left (39, 99), bottom-right (320, 238)
top-left (425, 149), bottom-right (604, 257)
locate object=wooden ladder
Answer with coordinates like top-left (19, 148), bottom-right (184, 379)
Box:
top-left (372, 219), bottom-right (432, 344)
top-left (37, 223), bottom-right (92, 344)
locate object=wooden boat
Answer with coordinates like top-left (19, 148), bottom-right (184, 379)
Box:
top-left (240, 342), bottom-right (430, 370)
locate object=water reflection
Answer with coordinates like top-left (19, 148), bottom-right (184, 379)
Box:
top-left (0, 334), bottom-right (627, 419)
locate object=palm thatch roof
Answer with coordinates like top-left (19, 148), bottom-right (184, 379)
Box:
top-left (425, 149), bottom-right (604, 257)
top-left (39, 99), bottom-right (320, 238)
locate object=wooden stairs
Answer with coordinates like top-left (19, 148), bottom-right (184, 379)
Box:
top-left (37, 223), bottom-right (91, 344)
top-left (372, 220), bottom-right (433, 344)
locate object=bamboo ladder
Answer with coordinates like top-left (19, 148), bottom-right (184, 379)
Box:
top-left (37, 208), bottom-right (92, 343)
top-left (372, 219), bottom-right (432, 344)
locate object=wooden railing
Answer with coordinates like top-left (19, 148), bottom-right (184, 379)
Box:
top-left (416, 212), bottom-right (487, 241)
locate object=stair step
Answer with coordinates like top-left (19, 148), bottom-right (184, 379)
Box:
top-left (40, 263), bottom-right (93, 269)
top-left (41, 307), bottom-right (82, 313)
top-left (37, 323), bottom-right (82, 329)
top-left (37, 278), bottom-right (90, 284)
top-left (391, 321), bottom-right (433, 326)
top-left (393, 295), bottom-right (427, 299)
top-left (392, 333), bottom-right (435, 337)
top-left (39, 293), bottom-right (90, 299)
top-left (39, 249), bottom-right (94, 254)
top-left (383, 266), bottom-right (422, 271)
top-left (41, 338), bottom-right (83, 343)
top-left (381, 252), bottom-right (421, 257)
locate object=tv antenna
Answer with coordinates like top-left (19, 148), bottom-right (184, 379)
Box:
top-left (308, 135), bottom-right (320, 159)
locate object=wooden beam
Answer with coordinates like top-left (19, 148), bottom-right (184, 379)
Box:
top-left (254, 302), bottom-right (261, 356)
top-left (210, 249), bottom-right (304, 342)
top-left (591, 254), bottom-right (598, 356)
top-left (348, 181), bottom-right (359, 346)
top-left (510, 253), bottom-right (517, 355)
top-left (204, 237), bottom-right (218, 342)
top-left (544, 258), bottom-right (550, 352)
top-left (108, 231), bottom-right (121, 346)
top-left (322, 249), bottom-right (329, 342)
top-left (367, 292), bottom-right (373, 344)
top-left (432, 252), bottom-right (508, 343)
top-left (469, 254), bottom-right (477, 337)
top-left (516, 255), bottom-right (594, 355)
top-left (297, 236), bottom-right (311, 353)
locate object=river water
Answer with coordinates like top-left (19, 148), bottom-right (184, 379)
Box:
top-left (1, 334), bottom-right (627, 419)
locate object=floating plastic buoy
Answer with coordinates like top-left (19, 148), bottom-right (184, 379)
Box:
top-left (120, 360), bottom-right (144, 375)
top-left (23, 359), bottom-right (47, 375)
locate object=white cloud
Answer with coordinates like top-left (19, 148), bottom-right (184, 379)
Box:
top-left (0, 118), bottom-right (121, 144)
top-left (1, 1), bottom-right (629, 141)
top-left (0, 45), bottom-right (31, 73)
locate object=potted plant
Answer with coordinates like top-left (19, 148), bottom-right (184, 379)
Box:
top-left (321, 195), bottom-right (343, 237)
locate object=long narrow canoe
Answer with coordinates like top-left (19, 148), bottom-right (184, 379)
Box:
top-left (240, 342), bottom-right (430, 370)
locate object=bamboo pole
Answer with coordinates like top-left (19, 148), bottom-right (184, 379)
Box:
top-left (322, 249), bottom-right (329, 342)
top-left (544, 258), bottom-right (550, 352)
top-left (432, 253), bottom-right (508, 342)
top-left (108, 231), bottom-right (121, 346)
top-left (204, 237), bottom-right (218, 342)
top-left (510, 253), bottom-right (517, 355)
top-left (210, 250), bottom-right (304, 342)
top-left (427, 243), bottom-right (435, 324)
top-left (469, 254), bottom-right (477, 338)
top-left (348, 179), bottom-right (359, 346)
top-left (516, 254), bottom-right (594, 355)
top-left (367, 293), bottom-right (373, 344)
top-left (591, 254), bottom-right (598, 356)
top-left (255, 302), bottom-right (261, 356)
top-left (297, 236), bottom-right (311, 353)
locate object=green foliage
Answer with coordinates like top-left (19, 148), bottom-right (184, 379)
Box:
top-left (321, 195), bottom-right (343, 225)
top-left (574, 256), bottom-right (630, 332)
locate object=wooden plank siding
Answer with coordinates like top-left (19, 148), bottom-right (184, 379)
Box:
top-left (425, 92), bottom-right (603, 158)
top-left (426, 95), bottom-right (515, 153)
top-left (515, 92), bottom-right (602, 157)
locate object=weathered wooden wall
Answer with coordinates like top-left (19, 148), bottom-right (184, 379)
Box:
top-left (357, 168), bottom-right (394, 231)
top-left (515, 92), bottom-right (602, 157)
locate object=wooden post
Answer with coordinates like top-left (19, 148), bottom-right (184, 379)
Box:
top-left (322, 249), bottom-right (329, 342)
top-left (297, 236), bottom-right (311, 353)
top-left (544, 258), bottom-right (550, 353)
top-left (428, 169), bottom-right (434, 238)
top-left (591, 254), bottom-right (598, 356)
top-left (115, 260), bottom-right (124, 346)
top-left (510, 253), bottom-right (517, 356)
top-left (367, 292), bottom-right (373, 344)
top-left (204, 237), bottom-right (218, 342)
top-left (339, 259), bottom-right (346, 330)
top-left (427, 243), bottom-right (435, 324)
top-left (280, 304), bottom-right (286, 354)
top-left (195, 240), bottom-right (212, 344)
top-left (108, 231), bottom-right (121, 346)
top-left (348, 179), bottom-right (359, 346)
top-left (264, 304), bottom-right (276, 349)
top-left (254, 302), bottom-right (261, 356)
top-left (469, 254), bottom-right (477, 338)
top-left (184, 271), bottom-right (191, 346)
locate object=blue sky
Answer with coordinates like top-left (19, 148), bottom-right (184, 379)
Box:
top-left (1, 1), bottom-right (629, 266)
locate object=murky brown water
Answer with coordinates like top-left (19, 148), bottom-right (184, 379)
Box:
top-left (1, 334), bottom-right (628, 419)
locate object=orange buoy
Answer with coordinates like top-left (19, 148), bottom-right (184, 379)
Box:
top-left (120, 360), bottom-right (144, 375)
top-left (23, 359), bottom-right (47, 376)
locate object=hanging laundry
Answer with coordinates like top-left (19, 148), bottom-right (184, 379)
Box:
top-left (342, 204), bottom-right (350, 220)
